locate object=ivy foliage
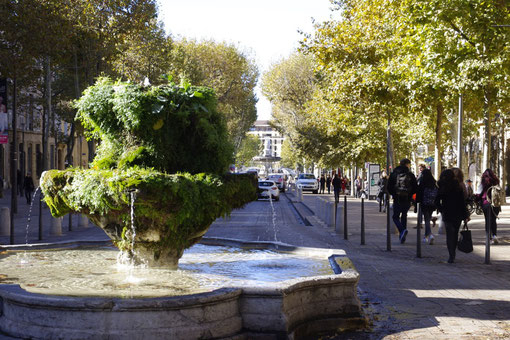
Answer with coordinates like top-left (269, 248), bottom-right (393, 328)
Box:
top-left (41, 78), bottom-right (257, 262)
top-left (41, 168), bottom-right (257, 251)
top-left (75, 77), bottom-right (234, 175)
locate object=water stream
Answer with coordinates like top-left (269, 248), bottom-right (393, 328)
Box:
top-left (268, 195), bottom-right (278, 242)
top-left (24, 187), bottom-right (41, 245)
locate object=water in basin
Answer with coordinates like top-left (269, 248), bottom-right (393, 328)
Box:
top-left (0, 244), bottom-right (332, 298)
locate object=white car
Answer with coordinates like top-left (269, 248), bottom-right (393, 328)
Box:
top-left (267, 174), bottom-right (287, 192)
top-left (296, 173), bottom-right (318, 194)
top-left (257, 180), bottom-right (280, 201)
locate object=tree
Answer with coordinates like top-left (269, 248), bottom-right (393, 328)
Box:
top-left (111, 20), bottom-right (172, 85)
top-left (261, 53), bottom-right (316, 141)
top-left (235, 134), bottom-right (262, 168)
top-left (167, 39), bottom-right (259, 151)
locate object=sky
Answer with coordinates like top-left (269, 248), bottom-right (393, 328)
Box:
top-left (158, 0), bottom-right (335, 120)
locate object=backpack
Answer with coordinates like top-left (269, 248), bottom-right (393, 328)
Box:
top-left (487, 185), bottom-right (503, 208)
top-left (394, 172), bottom-right (412, 202)
top-left (422, 186), bottom-right (438, 207)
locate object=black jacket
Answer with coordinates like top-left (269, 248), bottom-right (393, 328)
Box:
top-left (435, 185), bottom-right (468, 223)
top-left (387, 165), bottom-right (417, 198)
top-left (332, 177), bottom-right (342, 189)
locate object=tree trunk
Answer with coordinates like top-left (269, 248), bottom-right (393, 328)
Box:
top-left (43, 56), bottom-right (51, 173)
top-left (434, 103), bottom-right (444, 179)
top-left (10, 77), bottom-right (18, 243)
top-left (482, 88), bottom-right (491, 171)
top-left (66, 48), bottom-right (80, 167)
top-left (499, 117), bottom-right (506, 201)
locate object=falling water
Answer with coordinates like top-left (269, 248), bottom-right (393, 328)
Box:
top-left (129, 190), bottom-right (137, 259)
top-left (116, 190), bottom-right (139, 270)
top-left (268, 195), bottom-right (278, 242)
top-left (20, 187), bottom-right (41, 264)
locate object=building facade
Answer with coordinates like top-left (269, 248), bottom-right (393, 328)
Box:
top-left (247, 120), bottom-right (285, 172)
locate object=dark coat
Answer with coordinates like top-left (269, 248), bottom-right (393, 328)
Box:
top-left (332, 177), bottom-right (342, 189)
top-left (24, 176), bottom-right (34, 192)
top-left (416, 181), bottom-right (437, 205)
top-left (387, 165), bottom-right (417, 198)
top-left (435, 185), bottom-right (468, 223)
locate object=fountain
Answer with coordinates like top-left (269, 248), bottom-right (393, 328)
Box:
top-left (0, 78), bottom-right (363, 339)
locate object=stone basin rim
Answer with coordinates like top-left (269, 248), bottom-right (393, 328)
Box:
top-left (0, 236), bottom-right (347, 258)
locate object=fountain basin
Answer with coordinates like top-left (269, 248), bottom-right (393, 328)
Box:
top-left (0, 238), bottom-right (364, 339)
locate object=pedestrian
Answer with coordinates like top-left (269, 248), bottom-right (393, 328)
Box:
top-left (416, 164), bottom-right (426, 184)
top-left (377, 171), bottom-right (388, 213)
top-left (319, 175), bottom-right (326, 194)
top-left (476, 169), bottom-right (501, 244)
top-left (466, 179), bottom-right (474, 198)
top-left (355, 176), bottom-right (362, 197)
top-left (326, 175), bottom-right (332, 194)
top-left (24, 172), bottom-right (35, 204)
top-left (387, 158), bottom-right (418, 244)
top-left (416, 169), bottom-right (437, 245)
top-left (341, 176), bottom-right (347, 194)
top-left (332, 174), bottom-right (342, 203)
top-left (435, 168), bottom-right (469, 263)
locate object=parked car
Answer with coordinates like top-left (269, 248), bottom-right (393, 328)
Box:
top-left (296, 173), bottom-right (318, 194)
top-left (267, 174), bottom-right (287, 192)
top-left (257, 180), bottom-right (280, 201)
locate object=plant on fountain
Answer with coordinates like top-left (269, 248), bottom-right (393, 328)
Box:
top-left (41, 78), bottom-right (257, 268)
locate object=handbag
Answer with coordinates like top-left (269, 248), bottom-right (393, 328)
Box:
top-left (457, 222), bottom-right (473, 253)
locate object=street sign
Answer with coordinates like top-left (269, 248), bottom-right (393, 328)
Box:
top-left (368, 164), bottom-right (381, 200)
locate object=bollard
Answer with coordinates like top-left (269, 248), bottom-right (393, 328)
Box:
top-left (335, 201), bottom-right (344, 234)
top-left (485, 209), bottom-right (491, 264)
top-left (343, 196), bottom-right (348, 240)
top-left (323, 199), bottom-right (329, 223)
top-left (386, 196), bottom-right (391, 251)
top-left (50, 217), bottom-right (63, 236)
top-left (322, 199), bottom-right (329, 224)
top-left (297, 187), bottom-right (303, 202)
top-left (319, 198), bottom-right (326, 222)
top-left (361, 198), bottom-right (365, 245)
top-left (416, 203), bottom-right (422, 258)
top-left (327, 201), bottom-right (335, 228)
top-left (79, 214), bottom-right (89, 228)
top-left (0, 206), bottom-right (10, 236)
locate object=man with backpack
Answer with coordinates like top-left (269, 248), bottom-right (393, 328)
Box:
top-left (387, 158), bottom-right (418, 244)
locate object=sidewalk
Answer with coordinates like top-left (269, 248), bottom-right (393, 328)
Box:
top-left (297, 191), bottom-right (510, 339)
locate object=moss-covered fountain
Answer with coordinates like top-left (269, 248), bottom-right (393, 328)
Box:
top-left (40, 78), bottom-right (257, 268)
top-left (0, 78), bottom-right (363, 339)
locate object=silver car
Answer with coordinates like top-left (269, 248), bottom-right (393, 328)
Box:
top-left (257, 180), bottom-right (280, 201)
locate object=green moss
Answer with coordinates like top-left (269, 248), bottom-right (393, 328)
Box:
top-left (75, 78), bottom-right (234, 175)
top-left (41, 169), bottom-right (257, 253)
top-left (41, 78), bottom-right (256, 264)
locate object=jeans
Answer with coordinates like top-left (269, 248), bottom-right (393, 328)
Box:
top-left (334, 188), bottom-right (340, 203)
top-left (392, 201), bottom-right (410, 234)
top-left (422, 206), bottom-right (434, 237)
top-left (482, 203), bottom-right (498, 237)
top-left (25, 189), bottom-right (33, 204)
top-left (445, 220), bottom-right (461, 259)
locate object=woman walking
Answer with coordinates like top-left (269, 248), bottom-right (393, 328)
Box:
top-left (477, 169), bottom-right (501, 244)
top-left (435, 168), bottom-right (469, 263)
top-left (416, 169), bottom-right (437, 245)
